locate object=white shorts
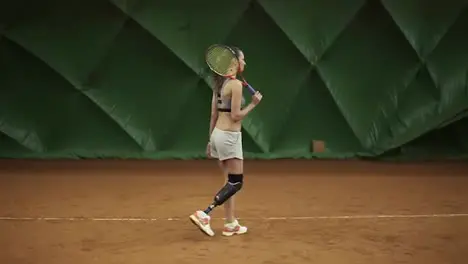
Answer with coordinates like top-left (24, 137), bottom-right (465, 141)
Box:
top-left (209, 127), bottom-right (243, 161)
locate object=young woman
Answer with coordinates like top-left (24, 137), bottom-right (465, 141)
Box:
top-left (189, 46), bottom-right (263, 237)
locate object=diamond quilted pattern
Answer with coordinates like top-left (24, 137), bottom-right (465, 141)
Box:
top-left (0, 0), bottom-right (467, 159)
top-left (382, 0), bottom-right (467, 59)
top-left (258, 0), bottom-right (366, 65)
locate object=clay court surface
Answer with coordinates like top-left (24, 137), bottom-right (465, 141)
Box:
top-left (1, 159), bottom-right (467, 264)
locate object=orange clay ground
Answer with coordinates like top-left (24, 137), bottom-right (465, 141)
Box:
top-left (0, 159), bottom-right (467, 264)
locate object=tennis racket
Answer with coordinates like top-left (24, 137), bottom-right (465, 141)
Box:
top-left (205, 44), bottom-right (256, 95)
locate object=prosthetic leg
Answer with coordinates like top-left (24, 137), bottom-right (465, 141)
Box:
top-left (189, 174), bottom-right (246, 236)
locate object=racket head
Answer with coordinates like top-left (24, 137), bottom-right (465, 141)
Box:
top-left (205, 44), bottom-right (240, 76)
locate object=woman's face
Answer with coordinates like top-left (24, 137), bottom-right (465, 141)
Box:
top-left (237, 51), bottom-right (246, 72)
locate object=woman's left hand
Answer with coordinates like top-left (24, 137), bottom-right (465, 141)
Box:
top-left (206, 142), bottom-right (212, 158)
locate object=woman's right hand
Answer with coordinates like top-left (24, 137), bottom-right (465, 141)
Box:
top-left (251, 91), bottom-right (263, 105)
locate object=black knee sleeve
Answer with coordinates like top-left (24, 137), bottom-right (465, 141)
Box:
top-left (213, 173), bottom-right (243, 206)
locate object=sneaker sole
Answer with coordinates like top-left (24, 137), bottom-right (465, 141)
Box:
top-left (222, 229), bottom-right (248, 237)
top-left (189, 215), bottom-right (215, 237)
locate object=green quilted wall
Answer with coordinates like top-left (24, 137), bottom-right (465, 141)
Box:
top-left (0, 0), bottom-right (467, 159)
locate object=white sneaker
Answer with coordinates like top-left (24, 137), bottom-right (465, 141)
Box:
top-left (189, 210), bottom-right (215, 237)
top-left (222, 219), bottom-right (248, 236)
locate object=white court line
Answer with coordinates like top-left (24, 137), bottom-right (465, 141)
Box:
top-left (1, 213), bottom-right (468, 222)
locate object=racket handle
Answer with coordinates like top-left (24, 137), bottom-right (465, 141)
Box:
top-left (246, 83), bottom-right (256, 95)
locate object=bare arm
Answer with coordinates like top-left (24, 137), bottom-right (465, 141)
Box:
top-left (230, 80), bottom-right (257, 122)
top-left (209, 91), bottom-right (218, 137)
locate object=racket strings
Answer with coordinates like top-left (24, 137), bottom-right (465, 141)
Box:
top-left (206, 46), bottom-right (237, 76)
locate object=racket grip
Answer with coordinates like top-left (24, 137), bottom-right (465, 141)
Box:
top-left (246, 83), bottom-right (256, 95)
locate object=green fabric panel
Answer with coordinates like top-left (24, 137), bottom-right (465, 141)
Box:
top-left (382, 0), bottom-right (468, 151)
top-left (0, 36), bottom-right (142, 155)
top-left (384, 117), bottom-right (468, 161)
top-left (0, 0), bottom-right (467, 160)
top-left (315, 1), bottom-right (425, 151)
top-left (0, 132), bottom-right (30, 156)
top-left (271, 70), bottom-right (363, 156)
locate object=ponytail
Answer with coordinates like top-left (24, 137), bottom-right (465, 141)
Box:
top-left (213, 74), bottom-right (225, 93)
